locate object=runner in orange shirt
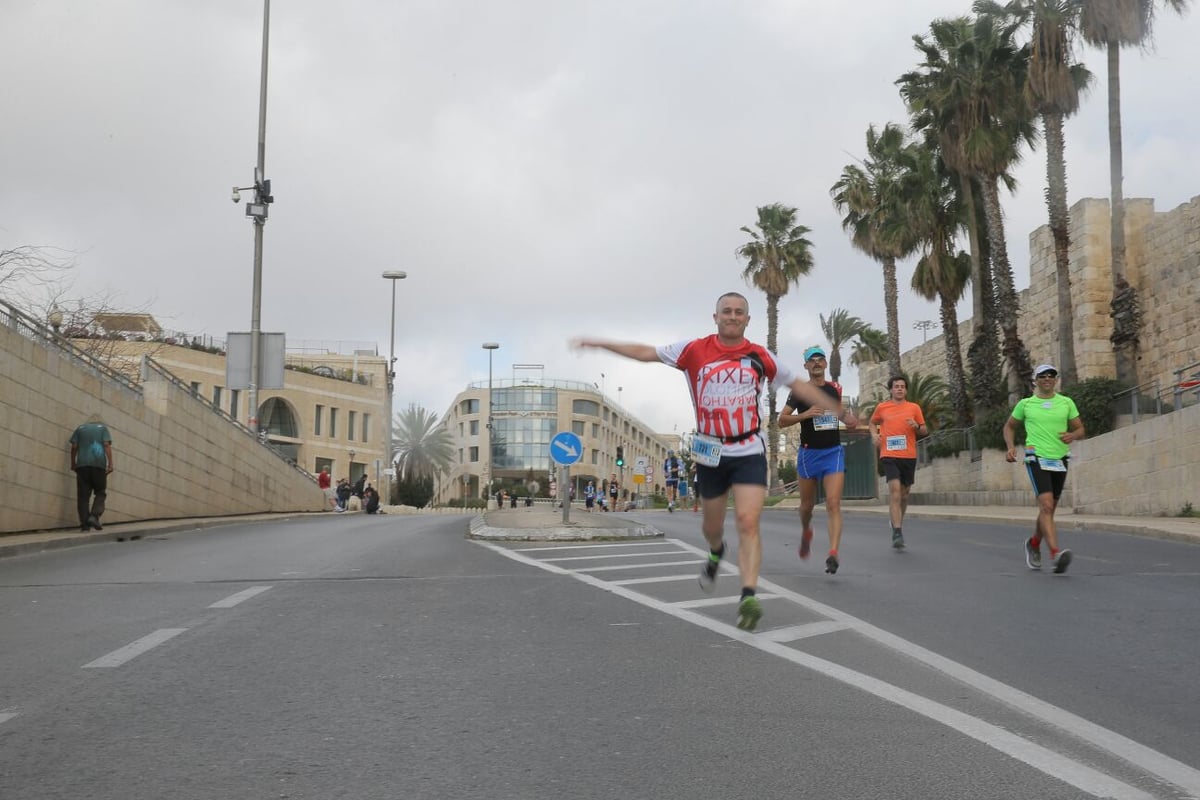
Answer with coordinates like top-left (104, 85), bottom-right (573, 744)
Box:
top-left (868, 375), bottom-right (926, 549)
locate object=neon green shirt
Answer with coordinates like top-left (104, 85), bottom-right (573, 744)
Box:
top-left (1011, 393), bottom-right (1079, 460)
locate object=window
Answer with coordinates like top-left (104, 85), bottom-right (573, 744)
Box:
top-left (469, 420), bottom-right (479, 435)
top-left (572, 399), bottom-right (600, 416)
top-left (212, 386), bottom-right (222, 408)
top-left (592, 449), bottom-right (599, 464)
top-left (230, 389), bottom-right (240, 419)
top-left (469, 446), bottom-right (479, 462)
top-left (314, 405), bottom-right (323, 436)
top-left (494, 387), bottom-right (556, 413)
top-left (461, 398), bottom-right (480, 414)
top-left (492, 417), bottom-right (554, 473)
top-left (572, 420), bottom-right (586, 436)
top-left (330, 408), bottom-right (339, 438)
top-left (348, 411), bottom-right (357, 441)
top-left (190, 381), bottom-right (201, 398)
top-left (362, 413), bottom-right (369, 443)
top-left (592, 423), bottom-right (599, 438)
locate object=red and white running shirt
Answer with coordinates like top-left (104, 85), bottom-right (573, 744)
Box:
top-left (657, 335), bottom-right (796, 457)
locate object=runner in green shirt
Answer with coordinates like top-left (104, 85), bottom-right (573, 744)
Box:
top-left (1003, 365), bottom-right (1086, 574)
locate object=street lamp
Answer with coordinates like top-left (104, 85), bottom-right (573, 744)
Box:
top-left (482, 342), bottom-right (500, 508)
top-left (913, 319), bottom-right (938, 343)
top-left (382, 270), bottom-right (407, 503)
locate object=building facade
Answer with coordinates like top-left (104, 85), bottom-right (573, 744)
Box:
top-left (436, 377), bottom-right (678, 504)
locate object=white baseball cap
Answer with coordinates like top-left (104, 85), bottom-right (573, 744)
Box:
top-left (1034, 364), bottom-right (1058, 377)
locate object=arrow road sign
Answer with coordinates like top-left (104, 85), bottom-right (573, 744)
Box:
top-left (550, 431), bottom-right (583, 466)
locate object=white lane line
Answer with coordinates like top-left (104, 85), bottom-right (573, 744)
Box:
top-left (759, 620), bottom-right (855, 643)
top-left (611, 574), bottom-right (703, 586)
top-left (673, 593), bottom-right (781, 609)
top-left (0, 712), bottom-right (19, 725)
top-left (514, 541), bottom-right (671, 552)
top-left (575, 559), bottom-right (702, 573)
top-left (477, 540), bottom-right (1164, 800)
top-left (208, 585), bottom-right (274, 608)
top-left (82, 628), bottom-right (188, 669)
top-left (541, 550), bottom-right (686, 563)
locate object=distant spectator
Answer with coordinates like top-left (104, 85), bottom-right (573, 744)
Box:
top-left (335, 478), bottom-right (352, 512)
top-left (352, 474), bottom-right (367, 499)
top-left (363, 485), bottom-right (381, 514)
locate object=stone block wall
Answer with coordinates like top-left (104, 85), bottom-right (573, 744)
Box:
top-left (0, 320), bottom-right (326, 535)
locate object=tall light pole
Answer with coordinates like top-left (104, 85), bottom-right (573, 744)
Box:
top-left (233, 0), bottom-right (274, 433)
top-left (482, 342), bottom-right (500, 509)
top-left (913, 319), bottom-right (938, 343)
top-left (382, 270), bottom-right (407, 502)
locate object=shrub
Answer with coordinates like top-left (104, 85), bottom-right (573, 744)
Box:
top-left (974, 406), bottom-right (1016, 451)
top-left (1070, 377), bottom-right (1126, 438)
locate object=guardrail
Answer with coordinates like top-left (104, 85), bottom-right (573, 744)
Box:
top-left (917, 427), bottom-right (981, 465)
top-left (1, 299), bottom-right (143, 395)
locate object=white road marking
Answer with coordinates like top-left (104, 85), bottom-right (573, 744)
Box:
top-left (0, 711), bottom-right (19, 725)
top-left (673, 593), bottom-right (781, 609)
top-left (208, 585), bottom-right (274, 608)
top-left (575, 559), bottom-right (701, 573)
top-left (610, 574), bottom-right (702, 586)
top-left (541, 550), bottom-right (686, 562)
top-left (82, 628), bottom-right (188, 669)
top-left (514, 541), bottom-right (670, 552)
top-left (759, 620), bottom-right (855, 643)
top-left (477, 537), bottom-right (1194, 800)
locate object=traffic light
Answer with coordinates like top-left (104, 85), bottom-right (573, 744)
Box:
top-left (615, 446), bottom-right (625, 467)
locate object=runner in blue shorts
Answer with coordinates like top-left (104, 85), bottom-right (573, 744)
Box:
top-left (779, 345), bottom-right (858, 574)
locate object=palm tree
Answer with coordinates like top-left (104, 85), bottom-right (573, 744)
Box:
top-left (902, 142), bottom-right (973, 427)
top-left (736, 203), bottom-right (815, 489)
top-left (391, 404), bottom-right (454, 483)
top-left (1080, 0), bottom-right (1190, 387)
top-left (899, 14), bottom-right (1037, 404)
top-left (818, 307), bottom-right (866, 383)
top-left (979, 0), bottom-right (1092, 388)
top-left (850, 325), bottom-right (890, 368)
top-left (831, 123), bottom-right (919, 378)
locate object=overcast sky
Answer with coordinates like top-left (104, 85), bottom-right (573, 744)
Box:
top-left (3, 1), bottom-right (1197, 436)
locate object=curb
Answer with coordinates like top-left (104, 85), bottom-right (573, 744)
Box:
top-left (466, 514), bottom-right (663, 542)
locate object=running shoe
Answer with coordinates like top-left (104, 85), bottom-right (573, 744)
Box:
top-left (736, 596), bottom-right (763, 631)
top-left (892, 531), bottom-right (905, 549)
top-left (825, 553), bottom-right (839, 575)
top-left (799, 528), bottom-right (814, 560)
top-left (1024, 538), bottom-right (1042, 570)
top-left (698, 556), bottom-right (720, 592)
top-left (1052, 549), bottom-right (1073, 574)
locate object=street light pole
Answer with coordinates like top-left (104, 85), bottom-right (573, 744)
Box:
top-left (482, 343), bottom-right (500, 509)
top-left (382, 270), bottom-right (407, 503)
top-left (241, 0), bottom-right (273, 433)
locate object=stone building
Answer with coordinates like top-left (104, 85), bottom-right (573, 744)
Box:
top-left (858, 195), bottom-right (1200, 407)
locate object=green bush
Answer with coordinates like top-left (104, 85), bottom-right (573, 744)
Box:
top-left (1069, 377), bottom-right (1126, 438)
top-left (974, 406), bottom-right (1016, 451)
top-left (446, 498), bottom-right (487, 509)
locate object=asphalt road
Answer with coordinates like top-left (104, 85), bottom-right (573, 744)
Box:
top-left (0, 511), bottom-right (1197, 799)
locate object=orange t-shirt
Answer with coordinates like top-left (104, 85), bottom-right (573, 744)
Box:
top-left (870, 400), bottom-right (925, 459)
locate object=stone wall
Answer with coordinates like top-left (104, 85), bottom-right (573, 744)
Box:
top-left (0, 317), bottom-right (326, 535)
top-left (858, 195), bottom-right (1200, 405)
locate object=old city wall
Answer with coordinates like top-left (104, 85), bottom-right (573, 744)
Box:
top-left (0, 319), bottom-right (325, 535)
top-left (856, 195), bottom-right (1200, 516)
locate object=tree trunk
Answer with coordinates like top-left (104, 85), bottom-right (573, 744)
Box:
top-left (1043, 112), bottom-right (1079, 388)
top-left (939, 292), bottom-right (970, 428)
top-left (981, 175), bottom-right (1032, 406)
top-left (883, 255), bottom-right (901, 379)
top-left (960, 175), bottom-right (986, 339)
top-left (1106, 39), bottom-right (1139, 387)
top-left (765, 294), bottom-right (780, 490)
top-left (962, 175), bottom-right (1002, 417)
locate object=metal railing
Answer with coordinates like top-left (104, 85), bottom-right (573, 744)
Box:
top-left (916, 427), bottom-right (981, 465)
top-left (141, 356), bottom-right (317, 484)
top-left (1, 299), bottom-right (143, 396)
top-left (1111, 379), bottom-right (1163, 425)
top-left (1172, 360), bottom-right (1200, 411)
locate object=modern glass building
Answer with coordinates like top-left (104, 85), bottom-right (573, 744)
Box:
top-left (437, 376), bottom-right (678, 504)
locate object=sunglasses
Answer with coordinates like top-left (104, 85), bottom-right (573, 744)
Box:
top-left (1036, 372), bottom-right (1058, 379)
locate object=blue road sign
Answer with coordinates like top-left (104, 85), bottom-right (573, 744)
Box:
top-left (550, 431), bottom-right (583, 466)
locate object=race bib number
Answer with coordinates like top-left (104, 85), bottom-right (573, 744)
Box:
top-left (813, 414), bottom-right (840, 432)
top-left (691, 434), bottom-right (723, 467)
top-left (1038, 457), bottom-right (1067, 472)
top-left (886, 435), bottom-right (907, 452)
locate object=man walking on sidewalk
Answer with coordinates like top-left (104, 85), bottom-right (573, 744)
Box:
top-left (69, 415), bottom-right (113, 532)
top-left (1004, 364), bottom-right (1085, 574)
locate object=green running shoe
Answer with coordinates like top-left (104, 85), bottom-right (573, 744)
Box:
top-left (736, 596), bottom-right (763, 632)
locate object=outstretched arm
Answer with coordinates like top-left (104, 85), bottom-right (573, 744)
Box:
top-left (784, 377), bottom-right (844, 420)
top-left (571, 338), bottom-right (661, 363)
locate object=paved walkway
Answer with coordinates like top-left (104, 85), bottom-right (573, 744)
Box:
top-left (3, 502), bottom-right (1198, 559)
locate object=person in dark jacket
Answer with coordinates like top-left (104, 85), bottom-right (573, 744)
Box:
top-left (363, 485), bottom-right (381, 514)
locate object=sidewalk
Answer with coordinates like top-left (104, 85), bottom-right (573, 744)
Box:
top-left (4, 502), bottom-right (1198, 559)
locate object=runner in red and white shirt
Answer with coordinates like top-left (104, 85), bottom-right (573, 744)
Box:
top-left (572, 292), bottom-right (845, 632)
